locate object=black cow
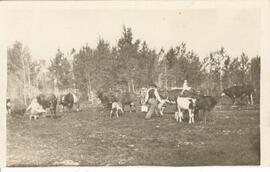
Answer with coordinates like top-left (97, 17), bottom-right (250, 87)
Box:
top-left (97, 91), bottom-right (114, 110)
top-left (221, 85), bottom-right (255, 105)
top-left (194, 95), bottom-right (217, 124)
top-left (36, 94), bottom-right (57, 116)
top-left (59, 93), bottom-right (75, 112)
top-left (97, 90), bottom-right (137, 113)
top-left (119, 92), bottom-right (137, 112)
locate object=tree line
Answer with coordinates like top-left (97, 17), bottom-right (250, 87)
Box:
top-left (7, 26), bottom-right (260, 104)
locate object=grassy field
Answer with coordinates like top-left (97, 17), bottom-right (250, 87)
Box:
top-left (7, 104), bottom-right (260, 166)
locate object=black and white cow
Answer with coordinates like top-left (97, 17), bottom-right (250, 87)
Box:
top-left (157, 89), bottom-right (216, 124)
top-left (155, 89), bottom-right (198, 123)
top-left (175, 96), bottom-right (197, 124)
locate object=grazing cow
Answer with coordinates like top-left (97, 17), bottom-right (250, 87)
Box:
top-left (36, 94), bottom-right (57, 116)
top-left (119, 92), bottom-right (137, 112)
top-left (59, 93), bottom-right (73, 112)
top-left (11, 102), bottom-right (27, 116)
top-left (175, 97), bottom-right (196, 124)
top-left (6, 98), bottom-right (11, 115)
top-left (194, 95), bottom-right (217, 124)
top-left (97, 91), bottom-right (113, 110)
top-left (221, 85), bottom-right (255, 105)
top-left (97, 90), bottom-right (137, 113)
top-left (59, 92), bottom-right (81, 112)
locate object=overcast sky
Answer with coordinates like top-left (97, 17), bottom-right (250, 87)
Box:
top-left (2, 7), bottom-right (261, 61)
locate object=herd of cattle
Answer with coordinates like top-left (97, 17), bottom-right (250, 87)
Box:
top-left (6, 92), bottom-right (80, 118)
top-left (6, 84), bottom-right (256, 124)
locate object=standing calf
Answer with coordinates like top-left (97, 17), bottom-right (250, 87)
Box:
top-left (110, 102), bottom-right (124, 118)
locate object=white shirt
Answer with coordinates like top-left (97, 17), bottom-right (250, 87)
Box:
top-left (182, 83), bottom-right (191, 90)
top-left (27, 98), bottom-right (46, 114)
top-left (144, 88), bottom-right (162, 103)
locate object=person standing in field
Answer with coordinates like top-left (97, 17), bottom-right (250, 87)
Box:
top-left (144, 83), bottom-right (162, 119)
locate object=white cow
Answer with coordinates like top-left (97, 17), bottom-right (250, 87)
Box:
top-left (110, 102), bottom-right (124, 118)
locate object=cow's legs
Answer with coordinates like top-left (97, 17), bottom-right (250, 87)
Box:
top-left (232, 96), bottom-right (237, 106)
top-left (122, 105), bottom-right (125, 112)
top-left (49, 102), bottom-right (57, 117)
top-left (53, 103), bottom-right (57, 117)
top-left (194, 109), bottom-right (199, 121)
top-left (176, 105), bottom-right (183, 123)
top-left (76, 103), bottom-right (80, 112)
top-left (110, 109), bottom-right (113, 118)
top-left (60, 105), bottom-right (62, 112)
top-left (250, 94), bottom-right (254, 105)
top-left (247, 95), bottom-right (251, 105)
top-left (116, 110), bottom-right (119, 118)
top-left (175, 112), bottom-right (179, 122)
top-left (179, 111), bottom-right (183, 122)
top-left (191, 112), bottom-right (194, 124)
top-left (120, 107), bottom-right (124, 115)
top-left (68, 102), bottom-right (73, 112)
top-left (177, 107), bottom-right (183, 123)
top-left (60, 105), bottom-right (64, 113)
top-left (188, 109), bottom-right (194, 124)
top-left (129, 104), bottom-right (132, 112)
top-left (175, 105), bottom-right (180, 122)
top-left (203, 111), bottom-right (206, 124)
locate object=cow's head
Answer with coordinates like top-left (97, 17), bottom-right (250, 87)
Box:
top-left (158, 90), bottom-right (168, 100)
top-left (221, 89), bottom-right (227, 97)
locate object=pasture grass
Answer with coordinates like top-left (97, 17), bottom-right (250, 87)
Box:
top-left (7, 104), bottom-right (260, 166)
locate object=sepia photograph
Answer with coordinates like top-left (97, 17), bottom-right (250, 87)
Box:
top-left (1, 0), bottom-right (269, 167)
